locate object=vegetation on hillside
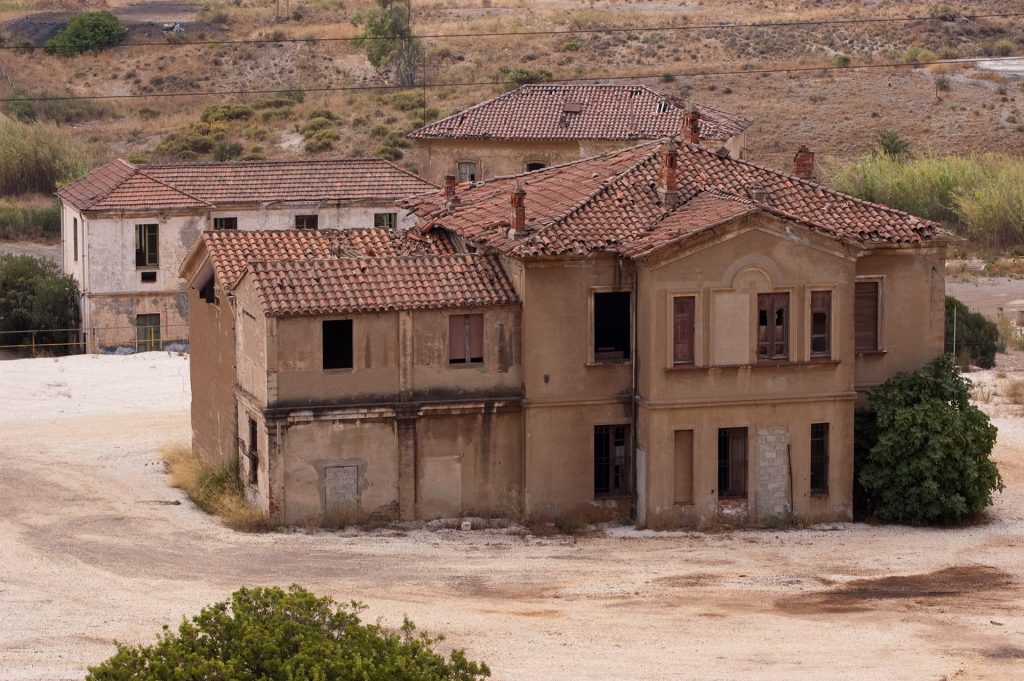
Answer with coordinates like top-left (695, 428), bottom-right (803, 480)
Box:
top-left (44, 11), bottom-right (127, 57)
top-left (0, 118), bottom-right (93, 195)
top-left (352, 0), bottom-right (422, 87)
top-left (0, 198), bottom-right (61, 241)
top-left (86, 585), bottom-right (491, 680)
top-left (0, 254), bottom-right (80, 355)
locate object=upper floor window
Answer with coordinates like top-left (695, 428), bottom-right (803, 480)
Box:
top-left (295, 214), bottom-right (318, 230)
top-left (135, 224), bottom-right (159, 268)
top-left (73, 217), bottom-right (79, 261)
top-left (525, 162), bottom-right (546, 172)
top-left (323, 319), bottom-right (353, 370)
top-left (374, 212), bottom-right (397, 229)
top-left (213, 217), bottom-right (237, 230)
top-left (449, 313), bottom-right (483, 364)
top-left (757, 292), bottom-right (789, 361)
top-left (457, 161), bottom-right (477, 183)
top-left (594, 291), bottom-right (631, 362)
top-left (672, 295), bottom-right (695, 365)
top-left (855, 280), bottom-right (880, 352)
top-left (810, 290), bottom-right (832, 358)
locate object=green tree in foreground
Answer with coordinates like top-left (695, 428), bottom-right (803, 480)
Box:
top-left (945, 296), bottom-right (999, 369)
top-left (351, 0), bottom-right (422, 87)
top-left (87, 585), bottom-right (490, 681)
top-left (0, 254), bottom-right (80, 354)
top-left (44, 11), bottom-right (127, 57)
top-left (859, 355), bottom-right (1002, 525)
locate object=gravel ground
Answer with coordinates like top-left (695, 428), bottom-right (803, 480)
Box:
top-left (1, 353), bottom-right (1023, 680)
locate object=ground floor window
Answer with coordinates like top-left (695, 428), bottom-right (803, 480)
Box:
top-left (594, 424), bottom-right (630, 497)
top-left (810, 423), bottom-right (829, 495)
top-left (718, 427), bottom-right (748, 499)
top-left (135, 313), bottom-right (160, 352)
top-left (247, 417), bottom-right (259, 486)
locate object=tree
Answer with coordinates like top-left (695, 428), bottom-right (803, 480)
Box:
top-left (876, 129), bottom-right (911, 159)
top-left (858, 355), bottom-right (1003, 525)
top-left (351, 0), bottom-right (422, 87)
top-left (0, 254), bottom-right (80, 354)
top-left (86, 585), bottom-right (490, 681)
top-left (44, 11), bottom-right (128, 57)
top-left (945, 296), bottom-right (999, 369)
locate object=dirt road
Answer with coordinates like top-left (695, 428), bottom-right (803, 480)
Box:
top-left (1, 354), bottom-right (1022, 680)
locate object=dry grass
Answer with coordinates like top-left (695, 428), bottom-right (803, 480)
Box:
top-left (1003, 379), bottom-right (1024, 406)
top-left (160, 443), bottom-right (269, 532)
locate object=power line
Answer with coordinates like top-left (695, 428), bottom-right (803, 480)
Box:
top-left (2, 11), bottom-right (1022, 50)
top-left (0, 55), bottom-right (1020, 103)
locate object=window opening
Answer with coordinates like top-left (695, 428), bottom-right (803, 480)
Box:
top-left (718, 427), bottom-right (748, 498)
top-left (855, 281), bottom-right (880, 352)
top-left (322, 319), bottom-right (353, 369)
top-left (135, 224), bottom-right (159, 268)
top-left (373, 212), bottom-right (397, 229)
top-left (457, 161), bottom-right (477, 183)
top-left (449, 314), bottom-right (484, 364)
top-left (213, 217), bottom-right (238, 230)
top-left (757, 292), bottom-right (789, 361)
top-left (594, 424), bottom-right (631, 497)
top-left (248, 417), bottom-right (259, 486)
top-left (811, 422), bottom-right (829, 494)
top-left (295, 214), bottom-right (319, 230)
top-left (810, 290), bottom-right (832, 357)
top-left (73, 217), bottom-right (78, 261)
top-left (135, 313), bottom-right (161, 352)
top-left (594, 291), bottom-right (631, 361)
top-left (526, 162), bottom-right (546, 172)
top-left (141, 271), bottom-right (157, 283)
top-left (673, 296), bottom-right (695, 364)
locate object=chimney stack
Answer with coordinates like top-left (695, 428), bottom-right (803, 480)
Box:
top-left (443, 174), bottom-right (460, 209)
top-left (793, 146), bottom-right (815, 180)
top-left (658, 137), bottom-right (680, 208)
top-left (509, 184), bottom-right (526, 238)
top-left (682, 107), bottom-right (700, 145)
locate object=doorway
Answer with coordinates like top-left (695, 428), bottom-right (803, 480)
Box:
top-left (718, 427), bottom-right (748, 499)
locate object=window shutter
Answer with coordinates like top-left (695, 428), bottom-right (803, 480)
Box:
top-left (449, 315), bottom-right (466, 362)
top-left (811, 290), bottom-right (831, 356)
top-left (673, 296), bottom-right (695, 363)
top-left (855, 282), bottom-right (879, 351)
top-left (468, 314), bottom-right (484, 360)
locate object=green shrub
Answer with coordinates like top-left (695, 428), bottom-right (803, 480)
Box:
top-left (561, 38), bottom-right (582, 51)
top-left (876, 129), bottom-right (911, 158)
top-left (945, 296), bottom-right (998, 369)
top-left (307, 108), bottom-right (338, 121)
top-left (831, 54), bottom-right (851, 68)
top-left (254, 96), bottom-right (297, 110)
top-left (934, 74), bottom-right (951, 92)
top-left (369, 124), bottom-right (389, 138)
top-left (991, 39), bottom-right (1015, 57)
top-left (260, 107), bottom-right (294, 122)
top-left (6, 91), bottom-right (112, 125)
top-left (858, 355), bottom-right (1002, 525)
top-left (501, 67), bottom-right (552, 87)
top-left (303, 116), bottom-right (336, 134)
top-left (0, 199), bottom-right (61, 240)
top-left (0, 118), bottom-right (92, 195)
top-left (0, 254), bottom-right (80, 355)
top-left (86, 585), bottom-right (490, 680)
top-left (902, 46), bottom-right (937, 64)
top-left (391, 91), bottom-right (424, 111)
top-left (200, 104), bottom-right (255, 123)
top-left (44, 11), bottom-right (127, 57)
top-left (376, 144), bottom-right (403, 161)
top-left (212, 141), bottom-right (243, 161)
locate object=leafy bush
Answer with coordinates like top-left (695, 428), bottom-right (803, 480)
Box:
top-left (945, 296), bottom-right (999, 369)
top-left (0, 199), bottom-right (61, 240)
top-left (303, 117), bottom-right (336, 134)
top-left (0, 118), bottom-right (92, 195)
top-left (200, 104), bottom-right (255, 123)
top-left (307, 108), bottom-right (339, 121)
top-left (502, 67), bottom-right (552, 86)
top-left (876, 130), bottom-right (911, 158)
top-left (212, 141), bottom-right (243, 161)
top-left (86, 585), bottom-right (490, 680)
top-left (902, 46), bottom-right (937, 64)
top-left (44, 11), bottom-right (127, 56)
top-left (858, 355), bottom-right (1002, 525)
top-left (561, 38), bottom-right (582, 51)
top-left (831, 54), bottom-right (851, 68)
top-left (0, 254), bottom-right (80, 355)
top-left (934, 74), bottom-right (951, 92)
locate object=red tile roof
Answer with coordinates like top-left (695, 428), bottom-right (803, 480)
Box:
top-left (59, 158), bottom-right (437, 211)
top-left (400, 140), bottom-right (942, 258)
top-left (244, 254), bottom-right (519, 317)
top-left (409, 84), bottom-right (752, 142)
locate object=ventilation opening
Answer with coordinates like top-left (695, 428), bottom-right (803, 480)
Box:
top-left (141, 271), bottom-right (157, 283)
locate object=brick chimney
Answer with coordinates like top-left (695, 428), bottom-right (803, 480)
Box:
top-left (509, 184), bottom-right (526, 238)
top-left (443, 174), bottom-right (459, 208)
top-left (682, 107), bottom-right (700, 145)
top-left (658, 137), bottom-right (680, 208)
top-left (793, 146), bottom-right (815, 179)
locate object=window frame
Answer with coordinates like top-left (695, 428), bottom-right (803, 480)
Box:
top-left (591, 288), bottom-right (632, 364)
top-left (855, 277), bottom-right (884, 353)
top-left (756, 292), bottom-right (789, 362)
top-left (717, 427), bottom-right (749, 499)
top-left (671, 294), bottom-right (696, 365)
top-left (295, 214), bottom-right (319, 230)
top-left (456, 160), bottom-right (478, 183)
top-left (809, 289), bottom-right (833, 359)
top-left (135, 313), bottom-right (161, 352)
top-left (810, 422), bottom-right (829, 495)
top-left (213, 216), bottom-right (238, 231)
top-left (322, 319), bottom-right (354, 370)
top-left (448, 313), bottom-right (485, 366)
top-left (594, 424), bottom-right (631, 498)
top-left (373, 212), bottom-right (397, 229)
top-left (247, 417), bottom-right (259, 486)
top-left (73, 216), bottom-right (78, 261)
top-left (135, 223), bottom-right (159, 269)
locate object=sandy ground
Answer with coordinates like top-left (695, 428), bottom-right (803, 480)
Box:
top-left (1, 353), bottom-right (1024, 680)
top-left (0, 240), bottom-right (60, 264)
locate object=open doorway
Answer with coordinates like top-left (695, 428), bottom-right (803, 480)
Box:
top-left (718, 427), bottom-right (748, 499)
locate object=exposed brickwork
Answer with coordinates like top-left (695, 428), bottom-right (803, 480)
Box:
top-left (755, 426), bottom-right (791, 519)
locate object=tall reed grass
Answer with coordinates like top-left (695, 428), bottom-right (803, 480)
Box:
top-left (0, 198), bottom-right (61, 241)
top-left (0, 118), bottom-right (94, 195)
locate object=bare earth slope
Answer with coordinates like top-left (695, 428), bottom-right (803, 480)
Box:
top-left (1, 353), bottom-right (1023, 680)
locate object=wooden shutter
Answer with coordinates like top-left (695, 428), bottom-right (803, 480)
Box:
top-left (673, 296), bottom-right (695, 364)
top-left (448, 315), bottom-right (466, 362)
top-left (468, 314), bottom-right (484, 361)
top-left (855, 282), bottom-right (879, 351)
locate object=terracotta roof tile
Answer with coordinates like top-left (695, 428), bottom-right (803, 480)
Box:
top-left (409, 84), bottom-right (752, 142)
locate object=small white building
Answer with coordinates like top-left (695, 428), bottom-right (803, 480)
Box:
top-left (57, 157), bottom-right (436, 352)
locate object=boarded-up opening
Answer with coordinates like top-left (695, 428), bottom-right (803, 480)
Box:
top-left (324, 465), bottom-right (359, 524)
top-left (718, 427), bottom-right (748, 499)
top-left (674, 430), bottom-right (694, 504)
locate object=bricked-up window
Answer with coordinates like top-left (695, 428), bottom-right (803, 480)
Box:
top-left (449, 314), bottom-right (484, 364)
top-left (322, 319), bottom-right (353, 369)
top-left (136, 313), bottom-right (161, 352)
top-left (73, 217), bottom-right (78, 261)
top-left (810, 290), bottom-right (832, 358)
top-left (457, 161), bottom-right (477, 183)
top-left (295, 214), bottom-right (318, 230)
top-left (248, 417), bottom-right (259, 486)
top-left (855, 281), bottom-right (880, 352)
top-left (757, 293), bottom-right (789, 361)
top-left (673, 295), bottom-right (695, 364)
top-left (135, 224), bottom-right (158, 268)
top-left (373, 212), bottom-right (397, 229)
top-left (810, 422), bottom-right (829, 494)
top-left (594, 291), bottom-right (631, 361)
top-left (213, 217), bottom-right (237, 230)
top-left (718, 427), bottom-right (748, 498)
top-left (594, 424), bottom-right (630, 497)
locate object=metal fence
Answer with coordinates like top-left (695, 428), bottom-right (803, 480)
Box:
top-left (0, 325), bottom-right (190, 356)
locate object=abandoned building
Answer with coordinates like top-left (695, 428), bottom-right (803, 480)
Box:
top-left (57, 157), bottom-right (436, 352)
top-left (182, 138), bottom-right (946, 528)
top-left (408, 83), bottom-right (753, 185)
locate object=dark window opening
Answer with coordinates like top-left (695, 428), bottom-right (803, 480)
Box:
top-left (135, 224), bottom-right (159, 268)
top-left (457, 161), bottom-right (477, 183)
top-left (811, 422), bottom-right (829, 495)
top-left (526, 162), bottom-right (546, 172)
top-left (374, 212), bottom-right (397, 229)
top-left (855, 281), bottom-right (880, 352)
top-left (718, 427), bottom-right (748, 499)
top-left (594, 424), bottom-right (631, 497)
top-left (248, 417), bottom-right (259, 486)
top-left (811, 290), bottom-right (832, 357)
top-left (656, 101), bottom-right (671, 114)
top-left (673, 295), bottom-right (695, 364)
top-left (73, 217), bottom-right (78, 261)
top-left (295, 214), bottom-right (319, 230)
top-left (200, 278), bottom-right (216, 304)
top-left (136, 313), bottom-right (161, 352)
top-left (213, 217), bottom-right (238, 230)
top-left (322, 319), bottom-right (353, 369)
top-left (594, 291), bottom-right (631, 361)
top-left (141, 271), bottom-right (157, 283)
top-left (449, 314), bottom-right (484, 364)
top-left (757, 292), bottom-right (789, 361)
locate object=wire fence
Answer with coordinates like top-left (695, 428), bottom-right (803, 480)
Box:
top-left (0, 325), bottom-right (190, 356)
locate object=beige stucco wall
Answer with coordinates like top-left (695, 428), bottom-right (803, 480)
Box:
top-left (209, 201), bottom-right (419, 232)
top-left (188, 283), bottom-right (237, 467)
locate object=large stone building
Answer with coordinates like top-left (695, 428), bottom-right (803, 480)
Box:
top-left (57, 158), bottom-right (435, 352)
top-left (408, 83), bottom-right (752, 185)
top-left (182, 138), bottom-right (946, 528)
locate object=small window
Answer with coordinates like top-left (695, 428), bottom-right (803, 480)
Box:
top-left (525, 162), bottom-right (546, 172)
top-left (213, 217), bottom-right (237, 230)
top-left (141, 271), bottom-right (157, 283)
top-left (594, 424), bottom-right (630, 497)
top-left (810, 422), bottom-right (829, 495)
top-left (718, 427), bottom-right (748, 499)
top-left (656, 100), bottom-right (671, 114)
top-left (672, 295), bottom-right (695, 364)
top-left (457, 161), bottom-right (477, 183)
top-left (73, 217), bottom-right (78, 261)
top-left (373, 212), bottom-right (397, 229)
top-left (199, 278), bottom-right (216, 304)
top-left (136, 313), bottom-right (160, 352)
top-left (594, 291), bottom-right (631, 361)
top-left (248, 417), bottom-right (259, 486)
top-left (322, 319), bottom-right (353, 370)
top-left (757, 292), bottom-right (789, 361)
top-left (810, 290), bottom-right (832, 358)
top-left (135, 224), bottom-right (159, 268)
top-left (449, 314), bottom-right (484, 364)
top-left (295, 214), bottom-right (319, 230)
top-left (855, 281), bottom-right (880, 352)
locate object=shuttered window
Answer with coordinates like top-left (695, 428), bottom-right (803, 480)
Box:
top-left (449, 314), bottom-right (484, 364)
top-left (673, 296), bottom-right (695, 364)
top-left (855, 281), bottom-right (880, 352)
top-left (757, 293), bottom-right (789, 361)
top-left (810, 290), bottom-right (832, 357)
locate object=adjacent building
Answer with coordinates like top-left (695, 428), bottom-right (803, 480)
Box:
top-left (57, 157), bottom-right (436, 352)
